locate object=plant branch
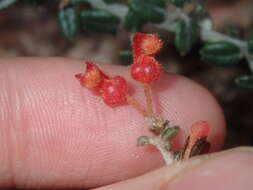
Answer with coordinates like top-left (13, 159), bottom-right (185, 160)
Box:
top-left (126, 95), bottom-right (148, 117)
top-left (87, 0), bottom-right (252, 74)
top-left (142, 83), bottom-right (154, 117)
top-left (148, 136), bottom-right (174, 165)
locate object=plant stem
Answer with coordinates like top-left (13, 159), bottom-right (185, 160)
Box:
top-left (156, 9), bottom-right (248, 58)
top-left (142, 83), bottom-right (154, 117)
top-left (126, 95), bottom-right (148, 117)
top-left (149, 137), bottom-right (174, 165)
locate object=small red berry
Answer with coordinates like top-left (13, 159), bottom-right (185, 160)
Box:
top-left (132, 33), bottom-right (162, 62)
top-left (131, 55), bottom-right (161, 83)
top-left (100, 76), bottom-right (129, 107)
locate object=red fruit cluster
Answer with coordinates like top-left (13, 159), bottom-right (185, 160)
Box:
top-left (75, 61), bottom-right (129, 107)
top-left (75, 33), bottom-right (164, 107)
top-left (131, 33), bottom-right (163, 84)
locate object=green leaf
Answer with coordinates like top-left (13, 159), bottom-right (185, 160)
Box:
top-left (0, 0), bottom-right (16, 10)
top-left (170, 0), bottom-right (186, 8)
top-left (128, 0), bottom-right (166, 23)
top-left (194, 2), bottom-right (209, 18)
top-left (20, 0), bottom-right (44, 5)
top-left (70, 0), bottom-right (87, 3)
top-left (103, 0), bottom-right (117, 4)
top-left (80, 9), bottom-right (120, 34)
top-left (190, 2), bottom-right (212, 30)
top-left (120, 50), bottom-right (133, 65)
top-left (175, 19), bottom-right (199, 55)
top-left (161, 126), bottom-right (180, 141)
top-left (235, 75), bottom-right (253, 90)
top-left (58, 4), bottom-right (80, 40)
top-left (200, 41), bottom-right (242, 67)
top-left (124, 9), bottom-right (143, 32)
top-left (226, 24), bottom-right (240, 38)
top-left (137, 136), bottom-right (150, 146)
top-left (247, 32), bottom-right (253, 54)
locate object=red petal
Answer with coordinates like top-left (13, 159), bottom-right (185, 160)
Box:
top-left (75, 61), bottom-right (110, 89)
top-left (132, 33), bottom-right (163, 64)
top-left (190, 121), bottom-right (210, 139)
top-left (141, 34), bottom-right (163, 56)
top-left (132, 33), bottom-right (147, 63)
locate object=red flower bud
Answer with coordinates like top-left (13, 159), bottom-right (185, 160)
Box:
top-left (100, 76), bottom-right (129, 107)
top-left (132, 33), bottom-right (163, 62)
top-left (75, 61), bottom-right (109, 95)
top-left (190, 121), bottom-right (210, 139)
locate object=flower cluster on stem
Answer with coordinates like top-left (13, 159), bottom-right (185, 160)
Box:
top-left (75, 33), bottom-right (211, 165)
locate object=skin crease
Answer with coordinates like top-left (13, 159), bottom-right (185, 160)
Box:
top-left (96, 147), bottom-right (253, 190)
top-left (0, 57), bottom-right (225, 189)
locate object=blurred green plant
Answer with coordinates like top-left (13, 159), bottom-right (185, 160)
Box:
top-left (0, 0), bottom-right (16, 10)
top-left (1, 0), bottom-right (253, 90)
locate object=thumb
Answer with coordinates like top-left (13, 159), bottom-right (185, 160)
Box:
top-left (96, 147), bottom-right (253, 190)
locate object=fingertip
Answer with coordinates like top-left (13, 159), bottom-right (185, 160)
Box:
top-left (0, 57), bottom-right (226, 189)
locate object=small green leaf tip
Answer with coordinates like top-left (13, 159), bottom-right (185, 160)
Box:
top-left (161, 126), bottom-right (180, 141)
top-left (137, 136), bottom-right (150, 146)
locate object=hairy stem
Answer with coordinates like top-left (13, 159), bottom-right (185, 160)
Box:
top-left (142, 83), bottom-right (154, 117)
top-left (149, 137), bottom-right (174, 165)
top-left (126, 95), bottom-right (148, 117)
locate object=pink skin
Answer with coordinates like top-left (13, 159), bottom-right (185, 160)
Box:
top-left (0, 57), bottom-right (225, 189)
top-left (98, 147), bottom-right (253, 190)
